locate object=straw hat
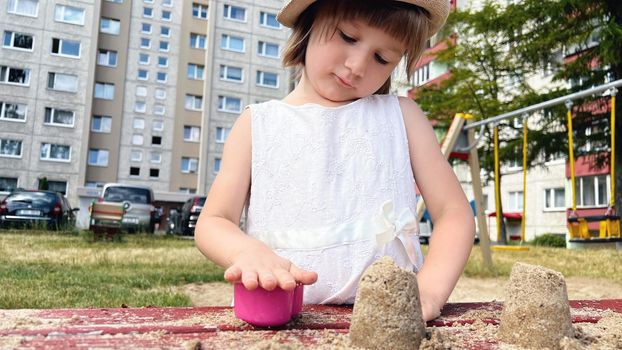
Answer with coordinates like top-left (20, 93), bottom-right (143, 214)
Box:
top-left (277, 0), bottom-right (450, 38)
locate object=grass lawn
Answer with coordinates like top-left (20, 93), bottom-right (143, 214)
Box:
top-left (0, 229), bottom-right (224, 309)
top-left (1, 230), bottom-right (620, 309)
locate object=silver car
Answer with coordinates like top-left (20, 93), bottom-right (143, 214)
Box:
top-left (99, 183), bottom-right (156, 233)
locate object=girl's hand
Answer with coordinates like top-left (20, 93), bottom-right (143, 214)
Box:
top-left (224, 247), bottom-right (318, 292)
top-left (418, 284), bottom-right (444, 321)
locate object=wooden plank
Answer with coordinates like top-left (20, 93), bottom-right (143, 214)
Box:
top-left (2, 300), bottom-right (620, 349)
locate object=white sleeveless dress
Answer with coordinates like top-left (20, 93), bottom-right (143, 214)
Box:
top-left (247, 94), bottom-right (423, 304)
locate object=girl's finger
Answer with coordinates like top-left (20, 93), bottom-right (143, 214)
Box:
top-left (274, 268), bottom-right (297, 291)
top-left (224, 265), bottom-right (242, 283)
top-left (240, 270), bottom-right (260, 290)
top-left (290, 264), bottom-right (318, 285)
top-left (257, 269), bottom-right (278, 291)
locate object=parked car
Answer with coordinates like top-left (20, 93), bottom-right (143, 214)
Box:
top-left (98, 183), bottom-right (156, 233)
top-left (0, 190), bottom-right (79, 230)
top-left (179, 196), bottom-right (206, 235)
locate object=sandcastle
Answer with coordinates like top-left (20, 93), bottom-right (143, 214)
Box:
top-left (498, 262), bottom-right (574, 349)
top-left (349, 256), bottom-right (426, 350)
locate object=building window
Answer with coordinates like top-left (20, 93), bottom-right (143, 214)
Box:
top-left (132, 134), bottom-right (144, 145)
top-left (7, 0), bottom-right (38, 17)
top-left (256, 71), bottom-right (278, 88)
top-left (160, 26), bottom-right (170, 37)
top-left (154, 88), bottom-right (166, 99)
top-left (51, 38), bottom-right (80, 58)
top-left (157, 56), bottom-right (168, 67)
top-left (2, 31), bottom-right (34, 51)
top-left (130, 167), bottom-right (140, 176)
top-left (44, 107), bottom-right (74, 127)
top-left (156, 72), bottom-right (167, 83)
top-left (47, 72), bottom-right (78, 92)
top-left (190, 33), bottom-right (206, 49)
top-left (94, 82), bottom-right (114, 99)
top-left (0, 139), bottom-right (22, 158)
top-left (187, 63), bottom-right (204, 80)
top-left (133, 118), bottom-right (145, 129)
top-left (130, 150), bottom-right (142, 162)
top-left (576, 175), bottom-right (609, 207)
top-left (40, 143), bottom-right (70, 162)
top-left (1, 66), bottom-right (30, 86)
top-left (88, 149), bottom-right (109, 166)
top-left (100, 18), bottom-right (121, 35)
top-left (141, 22), bottom-right (151, 33)
top-left (150, 152), bottom-right (161, 163)
top-left (91, 115), bottom-right (112, 133)
top-left (151, 136), bottom-right (162, 145)
top-left (47, 181), bottom-right (67, 195)
top-left (97, 49), bottom-right (118, 66)
top-left (54, 5), bottom-right (85, 25)
top-left (183, 126), bottom-right (200, 142)
top-left (152, 120), bottom-right (164, 131)
top-left (0, 102), bottom-right (27, 121)
top-left (181, 157), bottom-right (198, 173)
top-left (544, 187), bottom-right (565, 210)
top-left (223, 4), bottom-right (245, 21)
top-left (192, 3), bottom-right (208, 19)
top-left (135, 102), bottom-right (146, 113)
top-left (143, 7), bottom-right (153, 17)
top-left (159, 41), bottom-right (169, 52)
top-left (507, 191), bottom-right (523, 211)
top-left (215, 127), bottom-right (230, 143)
top-left (136, 85), bottom-right (147, 97)
top-left (106, 0), bottom-right (123, 3)
top-left (185, 94), bottom-right (203, 110)
top-left (220, 65), bottom-right (242, 82)
top-left (218, 96), bottom-right (241, 113)
top-left (138, 53), bottom-right (150, 64)
top-left (178, 187), bottom-right (196, 194)
top-left (150, 168), bottom-right (159, 178)
top-left (257, 41), bottom-right (279, 58)
top-left (220, 34), bottom-right (244, 52)
top-left (154, 104), bottom-right (165, 115)
top-left (0, 177), bottom-right (18, 192)
top-left (162, 0), bottom-right (172, 7)
top-left (137, 69), bottom-right (148, 80)
top-left (213, 157), bottom-right (221, 173)
top-left (259, 11), bottom-right (280, 28)
top-left (161, 10), bottom-right (171, 21)
top-left (140, 37), bottom-right (151, 49)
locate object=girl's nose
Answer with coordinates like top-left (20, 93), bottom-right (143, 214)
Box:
top-left (344, 52), bottom-right (368, 77)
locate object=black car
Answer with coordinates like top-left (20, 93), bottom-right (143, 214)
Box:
top-left (0, 190), bottom-right (79, 230)
top-left (179, 196), bottom-right (206, 235)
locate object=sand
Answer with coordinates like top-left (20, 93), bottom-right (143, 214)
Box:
top-left (349, 256), bottom-right (426, 350)
top-left (498, 262), bottom-right (574, 349)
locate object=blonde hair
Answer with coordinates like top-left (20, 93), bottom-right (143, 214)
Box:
top-left (282, 0), bottom-right (431, 94)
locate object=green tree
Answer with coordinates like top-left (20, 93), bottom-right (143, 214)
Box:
top-left (415, 0), bottom-right (622, 237)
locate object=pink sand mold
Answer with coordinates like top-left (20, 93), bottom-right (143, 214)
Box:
top-left (234, 283), bottom-right (304, 327)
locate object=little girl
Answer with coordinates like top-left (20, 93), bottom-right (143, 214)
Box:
top-left (195, 0), bottom-right (475, 321)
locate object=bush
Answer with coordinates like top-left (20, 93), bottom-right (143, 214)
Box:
top-left (531, 233), bottom-right (566, 248)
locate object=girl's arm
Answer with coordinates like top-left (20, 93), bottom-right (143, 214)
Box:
top-left (194, 109), bottom-right (317, 291)
top-left (399, 97), bottom-right (475, 321)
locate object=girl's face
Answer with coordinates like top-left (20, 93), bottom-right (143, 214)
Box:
top-left (302, 19), bottom-right (405, 105)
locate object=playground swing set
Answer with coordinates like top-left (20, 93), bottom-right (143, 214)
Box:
top-left (426, 79), bottom-right (622, 259)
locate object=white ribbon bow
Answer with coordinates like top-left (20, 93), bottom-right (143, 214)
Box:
top-left (374, 200), bottom-right (420, 267)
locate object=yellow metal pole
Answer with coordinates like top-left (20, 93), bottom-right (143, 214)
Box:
top-left (609, 88), bottom-right (618, 208)
top-left (521, 118), bottom-right (528, 242)
top-left (566, 100), bottom-right (577, 212)
top-left (494, 125), bottom-right (501, 241)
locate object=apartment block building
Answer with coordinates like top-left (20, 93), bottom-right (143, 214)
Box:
top-left (0, 0), bottom-right (292, 228)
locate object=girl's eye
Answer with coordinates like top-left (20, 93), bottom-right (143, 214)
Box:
top-left (339, 30), bottom-right (356, 43)
top-left (375, 54), bottom-right (389, 65)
